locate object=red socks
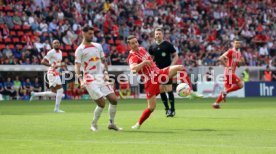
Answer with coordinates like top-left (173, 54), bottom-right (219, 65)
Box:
top-left (138, 108), bottom-right (152, 125)
top-left (215, 93), bottom-right (223, 104)
top-left (179, 69), bottom-right (193, 90)
top-left (226, 85), bottom-right (241, 93)
top-left (216, 84), bottom-right (241, 104)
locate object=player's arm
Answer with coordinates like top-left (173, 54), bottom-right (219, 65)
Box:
top-left (74, 62), bottom-right (85, 87)
top-left (218, 52), bottom-right (229, 66)
top-left (41, 58), bottom-right (51, 67)
top-left (238, 57), bottom-right (245, 66)
top-left (169, 43), bottom-right (178, 65)
top-left (129, 60), bottom-right (151, 72)
top-left (101, 57), bottom-right (108, 73)
top-left (170, 52), bottom-right (179, 65)
top-left (101, 57), bottom-right (110, 81)
top-left (98, 43), bottom-right (110, 80)
top-left (74, 48), bottom-right (85, 88)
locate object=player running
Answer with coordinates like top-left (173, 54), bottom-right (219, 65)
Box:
top-left (30, 40), bottom-right (65, 113)
top-left (127, 35), bottom-right (202, 129)
top-left (74, 26), bottom-right (122, 131)
top-left (212, 39), bottom-right (244, 109)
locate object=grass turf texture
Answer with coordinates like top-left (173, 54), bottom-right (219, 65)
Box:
top-left (0, 98), bottom-right (276, 154)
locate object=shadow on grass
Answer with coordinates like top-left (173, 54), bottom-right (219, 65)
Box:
top-left (188, 128), bottom-right (217, 132)
top-left (123, 130), bottom-right (176, 134)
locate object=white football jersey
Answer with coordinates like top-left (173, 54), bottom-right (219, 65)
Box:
top-left (75, 42), bottom-right (105, 77)
top-left (44, 49), bottom-right (62, 72)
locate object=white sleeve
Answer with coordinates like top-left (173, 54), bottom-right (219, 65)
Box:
top-left (94, 43), bottom-right (105, 58)
top-left (99, 45), bottom-right (105, 58)
top-left (75, 48), bottom-right (82, 63)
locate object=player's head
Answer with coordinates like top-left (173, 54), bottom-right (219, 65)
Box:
top-left (82, 25), bottom-right (94, 42)
top-left (233, 38), bottom-right (241, 49)
top-left (127, 35), bottom-right (139, 51)
top-left (52, 40), bottom-right (60, 50)
top-left (154, 28), bottom-right (164, 43)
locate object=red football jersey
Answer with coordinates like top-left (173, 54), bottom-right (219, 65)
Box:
top-left (224, 48), bottom-right (242, 75)
top-left (127, 47), bottom-right (160, 82)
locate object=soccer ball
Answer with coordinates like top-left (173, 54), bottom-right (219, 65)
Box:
top-left (176, 83), bottom-right (191, 97)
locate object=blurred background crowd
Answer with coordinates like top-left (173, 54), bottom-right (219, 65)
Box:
top-left (0, 0), bottom-right (275, 67)
top-left (0, 0), bottom-right (276, 100)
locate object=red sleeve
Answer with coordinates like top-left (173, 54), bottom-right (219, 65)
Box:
top-left (128, 54), bottom-right (140, 65)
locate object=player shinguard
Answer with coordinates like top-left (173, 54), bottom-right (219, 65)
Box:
top-left (75, 26), bottom-right (122, 131)
top-left (149, 28), bottom-right (179, 117)
top-left (127, 35), bottom-right (201, 129)
top-left (30, 40), bottom-right (65, 113)
top-left (213, 39), bottom-right (244, 109)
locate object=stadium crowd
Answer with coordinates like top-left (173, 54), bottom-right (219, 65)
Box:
top-left (0, 0), bottom-right (275, 67)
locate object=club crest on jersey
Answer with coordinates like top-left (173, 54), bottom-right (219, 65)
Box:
top-left (162, 52), bottom-right (166, 57)
top-left (89, 56), bottom-right (100, 62)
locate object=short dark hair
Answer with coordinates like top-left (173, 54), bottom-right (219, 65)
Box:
top-left (234, 37), bottom-right (240, 42)
top-left (155, 28), bottom-right (163, 33)
top-left (82, 26), bottom-right (94, 32)
top-left (127, 35), bottom-right (136, 43)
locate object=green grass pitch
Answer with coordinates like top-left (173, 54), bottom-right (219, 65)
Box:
top-left (0, 98), bottom-right (276, 154)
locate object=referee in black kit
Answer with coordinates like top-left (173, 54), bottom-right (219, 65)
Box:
top-left (149, 28), bottom-right (179, 117)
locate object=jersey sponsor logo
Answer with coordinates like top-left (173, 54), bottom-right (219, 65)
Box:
top-left (89, 56), bottom-right (100, 62)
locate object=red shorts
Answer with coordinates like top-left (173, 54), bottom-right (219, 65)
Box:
top-left (144, 67), bottom-right (170, 99)
top-left (224, 74), bottom-right (241, 89)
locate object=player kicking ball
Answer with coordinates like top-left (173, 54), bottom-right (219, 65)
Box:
top-left (30, 40), bottom-right (65, 113)
top-left (213, 39), bottom-right (244, 109)
top-left (127, 35), bottom-right (202, 129)
top-left (75, 26), bottom-right (122, 131)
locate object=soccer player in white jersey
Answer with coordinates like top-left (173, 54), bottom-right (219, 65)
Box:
top-left (30, 40), bottom-right (66, 113)
top-left (75, 26), bottom-right (122, 131)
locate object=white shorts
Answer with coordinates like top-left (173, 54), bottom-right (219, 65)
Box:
top-left (47, 73), bottom-right (62, 87)
top-left (85, 82), bottom-right (114, 100)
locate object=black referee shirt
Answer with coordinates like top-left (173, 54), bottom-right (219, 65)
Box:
top-left (148, 41), bottom-right (176, 69)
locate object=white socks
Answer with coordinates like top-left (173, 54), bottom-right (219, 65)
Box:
top-left (91, 104), bottom-right (117, 126)
top-left (92, 106), bottom-right (103, 125)
top-left (54, 88), bottom-right (63, 111)
top-left (34, 91), bottom-right (56, 97)
top-left (108, 104), bottom-right (117, 124)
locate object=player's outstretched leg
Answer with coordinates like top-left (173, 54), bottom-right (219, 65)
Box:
top-left (132, 95), bottom-right (156, 129)
top-left (226, 82), bottom-right (243, 94)
top-left (30, 91), bottom-right (57, 101)
top-left (168, 65), bottom-right (202, 98)
top-left (213, 80), bottom-right (243, 109)
top-left (213, 92), bottom-right (224, 109)
top-left (223, 82), bottom-right (243, 103)
top-left (106, 93), bottom-right (122, 131)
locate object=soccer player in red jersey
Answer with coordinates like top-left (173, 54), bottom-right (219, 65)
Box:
top-left (213, 39), bottom-right (245, 109)
top-left (127, 35), bottom-right (201, 129)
